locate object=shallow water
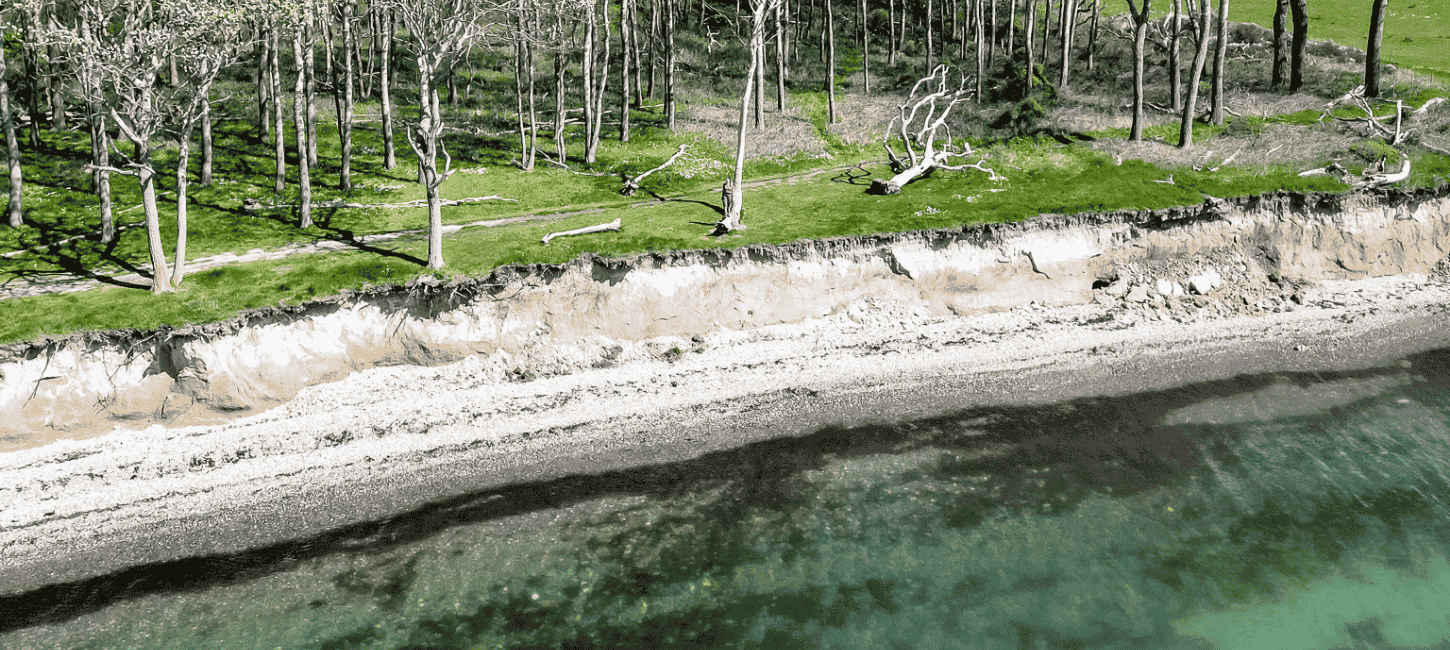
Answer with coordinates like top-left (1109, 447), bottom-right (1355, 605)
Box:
top-left (5, 349), bottom-right (1450, 650)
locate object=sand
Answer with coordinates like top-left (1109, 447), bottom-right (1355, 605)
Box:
top-left (2, 272), bottom-right (1449, 598)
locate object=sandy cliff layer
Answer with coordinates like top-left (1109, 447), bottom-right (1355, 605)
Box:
top-left (3, 188), bottom-right (1450, 447)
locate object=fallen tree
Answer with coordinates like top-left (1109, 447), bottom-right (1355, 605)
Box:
top-left (241, 195), bottom-right (517, 211)
top-left (871, 65), bottom-right (1001, 195)
top-left (620, 144), bottom-right (689, 196)
top-left (542, 218), bottom-right (621, 244)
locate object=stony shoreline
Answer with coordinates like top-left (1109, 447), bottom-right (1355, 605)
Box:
top-left (3, 268), bottom-right (1449, 599)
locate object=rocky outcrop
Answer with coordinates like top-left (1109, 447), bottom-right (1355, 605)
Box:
top-left (3, 188), bottom-right (1449, 449)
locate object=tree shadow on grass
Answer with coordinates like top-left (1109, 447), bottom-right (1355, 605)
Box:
top-left (644, 189), bottom-right (726, 219)
top-left (2, 217), bottom-right (155, 291)
top-left (832, 164), bottom-right (874, 186)
top-left (303, 204), bottom-right (429, 267)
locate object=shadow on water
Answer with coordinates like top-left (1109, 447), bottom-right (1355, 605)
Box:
top-left (4, 348), bottom-right (1450, 637)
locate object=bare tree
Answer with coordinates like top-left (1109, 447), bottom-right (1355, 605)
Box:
top-left (716, 0), bottom-right (783, 235)
top-left (1169, 0), bottom-right (1182, 110)
top-left (1126, 0), bottom-right (1151, 142)
top-left (1, 7), bottom-right (22, 228)
top-left (379, 8), bottom-right (396, 169)
top-left (382, 0), bottom-right (502, 269)
top-left (1057, 0), bottom-right (1075, 88)
top-left (664, 0), bottom-right (676, 128)
top-left (334, 0), bottom-right (358, 189)
top-left (270, 19), bottom-right (286, 194)
top-left (292, 12), bottom-right (315, 229)
top-left (825, 0), bottom-right (836, 124)
top-left (1177, 0), bottom-right (1211, 147)
top-left (73, 0), bottom-right (179, 292)
top-left (1208, 0), bottom-right (1228, 125)
top-left (871, 65), bottom-right (1001, 195)
top-left (1363, 0), bottom-right (1387, 97)
top-left (163, 0), bottom-right (253, 284)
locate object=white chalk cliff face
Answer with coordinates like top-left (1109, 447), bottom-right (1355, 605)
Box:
top-left (3, 190), bottom-right (1450, 447)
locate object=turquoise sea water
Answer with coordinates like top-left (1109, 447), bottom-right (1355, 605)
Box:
top-left (5, 349), bottom-right (1450, 650)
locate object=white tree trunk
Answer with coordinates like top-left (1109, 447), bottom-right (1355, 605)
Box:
top-left (0, 41), bottom-right (21, 227)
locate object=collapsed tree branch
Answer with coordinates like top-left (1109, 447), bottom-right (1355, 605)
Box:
top-left (872, 65), bottom-right (1002, 195)
top-left (542, 218), bottom-right (621, 245)
top-left (621, 144), bottom-right (689, 196)
top-left (241, 195), bottom-right (517, 211)
top-left (1353, 158), bottom-right (1411, 189)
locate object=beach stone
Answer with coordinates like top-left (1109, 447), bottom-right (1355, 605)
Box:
top-left (1126, 285), bottom-right (1150, 303)
top-left (1188, 268), bottom-right (1221, 294)
top-left (1103, 280), bottom-right (1127, 296)
top-left (1155, 278), bottom-right (1175, 296)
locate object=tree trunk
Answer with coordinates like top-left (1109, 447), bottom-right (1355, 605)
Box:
top-left (527, 11), bottom-right (539, 168)
top-left (754, 30), bottom-right (765, 126)
top-left (665, 0), bottom-right (677, 129)
top-left (631, 0), bottom-right (645, 106)
top-left (421, 85), bottom-right (445, 270)
top-left (1058, 0), bottom-right (1073, 89)
top-left (381, 9), bottom-right (397, 170)
top-left (272, 23), bottom-right (287, 195)
top-left (584, 3), bottom-right (596, 159)
top-left (976, 0), bottom-right (986, 99)
top-left (173, 137), bottom-right (190, 286)
top-left (46, 12), bottom-right (65, 132)
top-left (1288, 0), bottom-right (1306, 91)
top-left (776, 0), bottom-right (787, 110)
top-left (888, 0), bottom-right (896, 66)
top-left (1178, 0), bottom-right (1212, 148)
top-left (926, 0), bottom-right (934, 72)
top-left (860, 0), bottom-right (869, 94)
top-left (1170, 0), bottom-right (1182, 110)
top-left (1025, 0), bottom-right (1036, 98)
top-left (1364, 0), bottom-right (1387, 98)
top-left (1008, 0), bottom-right (1017, 55)
top-left (93, 114), bottom-right (114, 242)
top-left (1086, 0), bottom-right (1099, 71)
top-left (294, 31), bottom-right (313, 228)
top-left (989, 0), bottom-right (999, 70)
top-left (1271, 0), bottom-right (1287, 87)
top-left (305, 23), bottom-right (318, 168)
top-left (1209, 0), bottom-right (1228, 125)
top-left (1128, 0), bottom-right (1150, 142)
top-left (553, 14), bottom-right (569, 162)
top-left (138, 158), bottom-right (173, 293)
top-left (258, 28), bottom-right (271, 140)
top-left (621, 0), bottom-right (632, 142)
top-left (22, 30), bottom-right (41, 148)
top-left (338, 0), bottom-right (356, 190)
top-left (1, 42), bottom-right (20, 228)
top-left (720, 23), bottom-right (762, 233)
top-left (200, 96), bottom-right (214, 186)
top-left (595, 0), bottom-right (611, 159)
top-left (826, 0), bottom-right (836, 123)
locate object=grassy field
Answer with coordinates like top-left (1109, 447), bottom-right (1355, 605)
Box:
top-left (2, 13), bottom-right (1448, 346)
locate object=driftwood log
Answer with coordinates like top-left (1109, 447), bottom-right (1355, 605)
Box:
top-left (542, 218), bottom-right (622, 245)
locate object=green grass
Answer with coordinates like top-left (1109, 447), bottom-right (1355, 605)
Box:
top-left (1, 128), bottom-right (1373, 345)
